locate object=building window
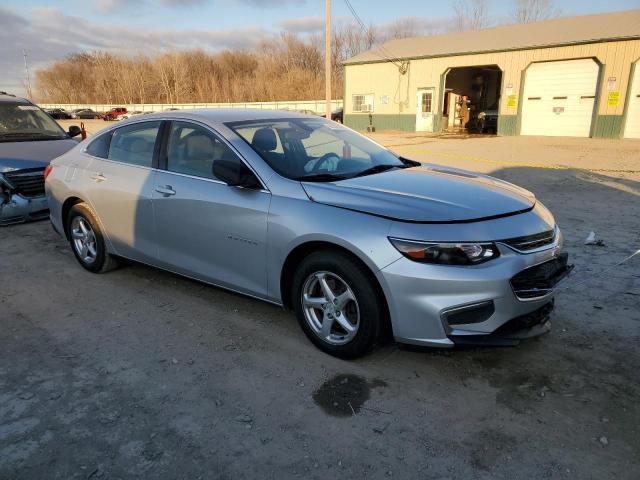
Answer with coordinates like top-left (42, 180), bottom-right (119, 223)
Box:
top-left (421, 92), bottom-right (433, 113)
top-left (353, 94), bottom-right (374, 113)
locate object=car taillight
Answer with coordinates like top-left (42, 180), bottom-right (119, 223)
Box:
top-left (44, 164), bottom-right (53, 181)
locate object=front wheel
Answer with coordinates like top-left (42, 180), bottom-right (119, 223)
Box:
top-left (292, 250), bottom-right (386, 358)
top-left (66, 203), bottom-right (118, 273)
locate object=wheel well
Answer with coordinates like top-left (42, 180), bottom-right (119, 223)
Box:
top-left (61, 197), bottom-right (84, 239)
top-left (280, 241), bottom-right (391, 329)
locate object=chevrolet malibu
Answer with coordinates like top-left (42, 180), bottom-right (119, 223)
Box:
top-left (46, 110), bottom-right (571, 358)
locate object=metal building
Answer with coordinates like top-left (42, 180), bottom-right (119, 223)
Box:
top-left (343, 10), bottom-right (640, 138)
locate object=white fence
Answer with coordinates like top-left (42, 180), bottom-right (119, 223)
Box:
top-left (39, 100), bottom-right (343, 115)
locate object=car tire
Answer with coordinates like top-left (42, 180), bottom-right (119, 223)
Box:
top-left (292, 250), bottom-right (386, 358)
top-left (66, 203), bottom-right (118, 274)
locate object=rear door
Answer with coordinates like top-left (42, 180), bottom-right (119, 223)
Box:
top-left (152, 120), bottom-right (271, 298)
top-left (84, 120), bottom-right (161, 262)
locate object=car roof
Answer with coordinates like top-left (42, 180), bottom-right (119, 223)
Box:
top-left (144, 108), bottom-right (320, 123)
top-left (0, 92), bottom-right (31, 104)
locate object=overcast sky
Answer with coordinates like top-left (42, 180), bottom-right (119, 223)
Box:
top-left (2, 0), bottom-right (637, 96)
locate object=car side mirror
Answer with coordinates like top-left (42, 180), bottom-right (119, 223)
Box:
top-left (68, 125), bottom-right (82, 138)
top-left (213, 158), bottom-right (261, 189)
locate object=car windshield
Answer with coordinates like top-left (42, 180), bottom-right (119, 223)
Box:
top-left (0, 103), bottom-right (67, 142)
top-left (227, 117), bottom-right (405, 181)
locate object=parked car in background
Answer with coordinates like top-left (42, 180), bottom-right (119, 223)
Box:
top-left (118, 111), bottom-right (153, 121)
top-left (476, 110), bottom-right (498, 134)
top-left (47, 109), bottom-right (569, 358)
top-left (45, 108), bottom-right (73, 120)
top-left (0, 92), bottom-right (81, 225)
top-left (331, 107), bottom-right (343, 123)
top-left (103, 107), bottom-right (128, 121)
top-left (71, 109), bottom-right (102, 119)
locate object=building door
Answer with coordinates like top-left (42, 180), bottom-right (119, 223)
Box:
top-left (416, 88), bottom-right (435, 132)
top-left (624, 60), bottom-right (640, 139)
top-left (520, 59), bottom-right (599, 137)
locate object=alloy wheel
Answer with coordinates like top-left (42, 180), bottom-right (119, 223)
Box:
top-left (71, 216), bottom-right (98, 265)
top-left (301, 271), bottom-right (360, 345)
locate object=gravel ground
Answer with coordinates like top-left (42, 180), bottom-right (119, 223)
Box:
top-left (1, 129), bottom-right (639, 479)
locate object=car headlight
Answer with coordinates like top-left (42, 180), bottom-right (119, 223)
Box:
top-left (389, 238), bottom-right (499, 265)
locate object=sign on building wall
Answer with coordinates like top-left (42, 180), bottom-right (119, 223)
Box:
top-left (380, 95), bottom-right (389, 105)
top-left (607, 91), bottom-right (620, 106)
top-left (507, 95), bottom-right (518, 108)
top-left (607, 77), bottom-right (617, 91)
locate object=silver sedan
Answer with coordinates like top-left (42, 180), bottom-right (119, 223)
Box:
top-left (45, 109), bottom-right (570, 358)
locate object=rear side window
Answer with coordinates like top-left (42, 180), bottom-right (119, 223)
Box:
top-left (85, 132), bottom-right (112, 159)
top-left (108, 121), bottom-right (161, 168)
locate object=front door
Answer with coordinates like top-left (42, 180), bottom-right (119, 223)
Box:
top-left (416, 88), bottom-right (435, 132)
top-left (152, 120), bottom-right (271, 298)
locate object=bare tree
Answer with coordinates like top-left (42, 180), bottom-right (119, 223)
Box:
top-left (384, 18), bottom-right (421, 40)
top-left (512, 0), bottom-right (560, 23)
top-left (452, 0), bottom-right (490, 31)
top-left (35, 34), bottom-right (332, 104)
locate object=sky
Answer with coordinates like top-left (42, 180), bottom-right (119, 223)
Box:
top-left (1, 0), bottom-right (637, 95)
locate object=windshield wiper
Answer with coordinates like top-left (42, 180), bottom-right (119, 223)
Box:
top-left (294, 173), bottom-right (347, 182)
top-left (351, 164), bottom-right (405, 178)
top-left (0, 132), bottom-right (65, 141)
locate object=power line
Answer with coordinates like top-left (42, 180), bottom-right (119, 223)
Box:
top-left (342, 0), bottom-right (407, 72)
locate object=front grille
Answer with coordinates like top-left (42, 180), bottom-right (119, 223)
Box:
top-left (510, 253), bottom-right (572, 299)
top-left (501, 229), bottom-right (556, 251)
top-left (4, 168), bottom-right (45, 198)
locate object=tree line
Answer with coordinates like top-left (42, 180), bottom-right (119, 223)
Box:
top-left (35, 0), bottom-right (559, 104)
top-left (35, 25), bottom-right (386, 105)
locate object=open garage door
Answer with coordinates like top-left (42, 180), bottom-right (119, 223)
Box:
top-left (520, 59), bottom-right (599, 137)
top-left (441, 65), bottom-right (502, 134)
top-left (624, 61), bottom-right (640, 139)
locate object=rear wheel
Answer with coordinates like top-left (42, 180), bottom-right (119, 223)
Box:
top-left (292, 250), bottom-right (385, 358)
top-left (66, 203), bottom-right (118, 273)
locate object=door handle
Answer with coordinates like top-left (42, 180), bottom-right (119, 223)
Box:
top-left (155, 185), bottom-right (176, 197)
top-left (90, 173), bottom-right (106, 182)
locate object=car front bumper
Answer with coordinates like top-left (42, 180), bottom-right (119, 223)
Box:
top-left (376, 235), bottom-right (570, 348)
top-left (0, 192), bottom-right (49, 226)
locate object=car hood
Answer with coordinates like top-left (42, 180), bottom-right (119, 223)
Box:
top-left (301, 165), bottom-right (536, 223)
top-left (0, 139), bottom-right (77, 172)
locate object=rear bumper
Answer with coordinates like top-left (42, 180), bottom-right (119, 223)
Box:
top-left (376, 237), bottom-right (569, 348)
top-left (0, 193), bottom-right (49, 226)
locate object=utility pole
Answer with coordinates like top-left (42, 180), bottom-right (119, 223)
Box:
top-left (23, 50), bottom-right (33, 99)
top-left (325, 0), bottom-right (331, 119)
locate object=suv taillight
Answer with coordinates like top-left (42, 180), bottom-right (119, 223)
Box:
top-left (44, 164), bottom-right (53, 181)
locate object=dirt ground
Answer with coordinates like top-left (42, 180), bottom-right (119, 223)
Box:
top-left (1, 126), bottom-right (639, 479)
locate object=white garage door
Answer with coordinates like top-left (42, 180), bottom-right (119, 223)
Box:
top-left (521, 59), bottom-right (599, 137)
top-left (624, 61), bottom-right (640, 139)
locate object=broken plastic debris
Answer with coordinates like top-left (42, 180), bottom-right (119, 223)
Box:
top-left (584, 231), bottom-right (605, 246)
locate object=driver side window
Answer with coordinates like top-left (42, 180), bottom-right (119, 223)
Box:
top-left (165, 121), bottom-right (239, 180)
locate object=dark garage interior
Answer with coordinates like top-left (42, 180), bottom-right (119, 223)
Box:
top-left (442, 65), bottom-right (502, 133)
